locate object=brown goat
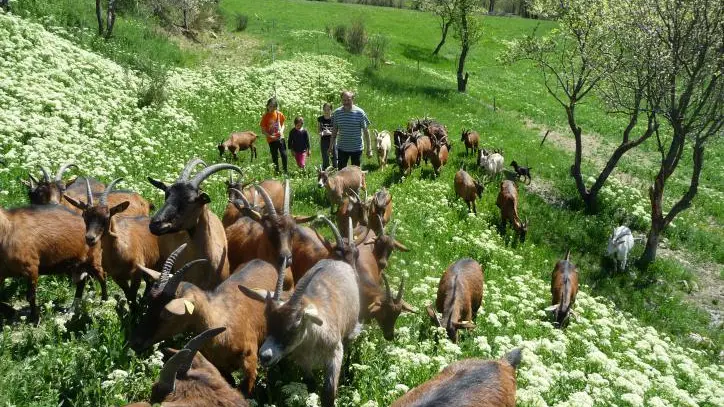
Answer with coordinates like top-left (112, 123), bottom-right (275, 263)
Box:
top-left (222, 177), bottom-right (284, 227)
top-left (415, 134), bottom-right (433, 166)
top-left (547, 250), bottom-right (579, 328)
top-left (368, 187), bottom-right (393, 236)
top-left (429, 139), bottom-right (449, 176)
top-left (317, 165), bottom-right (367, 213)
top-left (335, 188), bottom-right (370, 239)
top-left (460, 129), bottom-right (480, 157)
top-left (64, 179), bottom-right (187, 306)
top-left (225, 181), bottom-right (316, 288)
top-left (397, 140), bottom-right (419, 177)
top-left (125, 328), bottom-right (248, 407)
top-left (454, 169), bottom-right (485, 214)
top-left (131, 250), bottom-right (281, 396)
top-left (495, 180), bottom-right (528, 244)
top-left (391, 349), bottom-right (521, 407)
top-left (148, 159), bottom-right (242, 290)
top-left (0, 205), bottom-right (105, 321)
top-left (427, 258), bottom-right (484, 343)
top-left (218, 131), bottom-right (258, 161)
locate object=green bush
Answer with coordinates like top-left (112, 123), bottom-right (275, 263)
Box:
top-left (367, 33), bottom-right (389, 68)
top-left (233, 12), bottom-right (248, 32)
top-left (332, 23), bottom-right (346, 44)
top-left (345, 20), bottom-right (368, 54)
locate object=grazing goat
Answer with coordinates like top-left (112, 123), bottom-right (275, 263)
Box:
top-left (397, 140), bottom-right (419, 177)
top-left (478, 149), bottom-right (505, 179)
top-left (317, 165), bottom-right (367, 213)
top-left (226, 180), bottom-right (316, 286)
top-left (415, 134), bottom-right (433, 166)
top-left (368, 187), bottom-right (393, 236)
top-left (607, 226), bottom-right (634, 272)
top-left (148, 158), bottom-right (242, 290)
top-left (510, 161), bottom-right (532, 184)
top-left (454, 169), bottom-right (485, 214)
top-left (125, 328), bottom-right (248, 407)
top-left (391, 349), bottom-right (521, 407)
top-left (429, 138), bottom-right (449, 176)
top-left (239, 259), bottom-right (361, 407)
top-left (222, 177), bottom-right (284, 227)
top-left (218, 131), bottom-right (258, 161)
top-left (427, 258), bottom-right (483, 343)
top-left (546, 250), bottom-right (579, 328)
top-left (64, 179), bottom-right (186, 306)
top-left (496, 180), bottom-right (528, 244)
top-left (374, 129), bottom-right (392, 170)
top-left (22, 164), bottom-right (107, 212)
top-left (335, 188), bottom-right (369, 238)
top-left (131, 247), bottom-right (281, 395)
top-left (0, 204), bottom-right (105, 321)
top-left (460, 129), bottom-right (480, 157)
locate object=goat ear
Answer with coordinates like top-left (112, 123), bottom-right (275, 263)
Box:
top-left (147, 177), bottom-right (168, 192)
top-left (63, 194), bottom-right (87, 210)
top-left (400, 301), bottom-right (417, 313)
top-left (368, 301), bottom-right (382, 315)
top-left (243, 208), bottom-right (263, 222)
top-left (164, 298), bottom-right (190, 316)
top-left (393, 240), bottom-right (410, 252)
top-left (545, 304), bottom-right (560, 312)
top-left (138, 264), bottom-right (161, 280)
top-left (453, 320), bottom-right (476, 330)
top-left (303, 305), bottom-right (323, 326)
top-left (110, 201), bottom-right (130, 216)
top-left (197, 192), bottom-right (211, 204)
top-left (293, 215), bottom-right (317, 224)
top-left (238, 285), bottom-right (269, 302)
top-left (21, 179), bottom-right (32, 188)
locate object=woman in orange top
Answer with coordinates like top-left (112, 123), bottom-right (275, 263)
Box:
top-left (259, 97), bottom-right (288, 174)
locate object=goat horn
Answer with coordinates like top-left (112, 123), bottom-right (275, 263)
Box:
top-left (316, 216), bottom-right (343, 249)
top-left (157, 348), bottom-right (191, 394)
top-left (55, 163), bottom-right (77, 183)
top-left (178, 327), bottom-right (226, 375)
top-left (28, 173), bottom-right (39, 186)
top-left (273, 256), bottom-right (287, 301)
top-left (378, 214), bottom-right (385, 236)
top-left (564, 248), bottom-right (570, 262)
top-left (152, 243), bottom-right (188, 296)
top-left (40, 166), bottom-right (51, 182)
top-left (381, 273), bottom-right (392, 301)
top-left (162, 259), bottom-right (208, 297)
top-left (289, 264), bottom-right (325, 305)
top-left (100, 178), bottom-right (122, 206)
top-left (85, 178), bottom-right (94, 207)
top-left (230, 188), bottom-right (251, 208)
top-left (283, 179), bottom-right (291, 216)
top-left (190, 164), bottom-right (242, 189)
top-left (391, 221), bottom-right (399, 239)
top-left (396, 276), bottom-right (405, 302)
top-left (253, 184), bottom-right (277, 217)
top-left (178, 158), bottom-right (207, 182)
top-left (346, 188), bottom-right (360, 202)
top-left (348, 217), bottom-right (354, 245)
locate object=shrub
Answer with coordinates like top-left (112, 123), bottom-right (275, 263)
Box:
top-left (234, 13), bottom-right (248, 32)
top-left (137, 67), bottom-right (168, 108)
top-left (333, 24), bottom-right (346, 44)
top-left (367, 33), bottom-right (389, 68)
top-left (345, 20), bottom-right (367, 54)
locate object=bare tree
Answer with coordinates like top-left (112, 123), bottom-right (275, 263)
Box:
top-left (95, 0), bottom-right (117, 38)
top-left (503, 1), bottom-right (659, 212)
top-left (454, 0), bottom-right (483, 92)
top-left (636, 0), bottom-right (723, 268)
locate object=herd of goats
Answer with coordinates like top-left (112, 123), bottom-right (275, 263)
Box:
top-left (0, 118), bottom-right (638, 406)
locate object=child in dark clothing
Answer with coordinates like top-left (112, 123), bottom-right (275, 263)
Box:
top-left (288, 116), bottom-right (311, 169)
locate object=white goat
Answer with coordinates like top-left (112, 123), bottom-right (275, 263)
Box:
top-left (478, 149), bottom-right (504, 178)
top-left (374, 130), bottom-right (392, 170)
top-left (607, 226), bottom-right (635, 272)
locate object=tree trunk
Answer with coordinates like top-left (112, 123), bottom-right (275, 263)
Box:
top-left (95, 0), bottom-right (104, 36)
top-left (432, 20), bottom-right (452, 56)
top-left (105, 0), bottom-right (117, 39)
top-left (639, 217), bottom-right (664, 267)
top-left (457, 44), bottom-right (469, 92)
top-left (564, 104), bottom-right (595, 210)
top-left (488, 0), bottom-right (495, 13)
top-left (183, 8), bottom-right (189, 30)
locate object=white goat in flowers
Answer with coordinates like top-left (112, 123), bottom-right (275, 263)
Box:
top-left (607, 226), bottom-right (635, 272)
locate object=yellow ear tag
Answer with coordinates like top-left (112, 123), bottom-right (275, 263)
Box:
top-left (183, 300), bottom-right (195, 315)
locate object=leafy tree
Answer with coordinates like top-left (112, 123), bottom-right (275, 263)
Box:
top-left (420, 0), bottom-right (458, 56)
top-left (453, 0), bottom-right (483, 92)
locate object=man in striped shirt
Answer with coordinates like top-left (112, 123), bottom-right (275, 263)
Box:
top-left (329, 90), bottom-right (372, 169)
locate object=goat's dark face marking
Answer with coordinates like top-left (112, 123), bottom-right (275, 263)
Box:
top-left (149, 181), bottom-right (209, 235)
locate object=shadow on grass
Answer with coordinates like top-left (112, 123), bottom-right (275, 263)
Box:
top-left (362, 66), bottom-right (456, 100)
top-left (400, 43), bottom-right (448, 64)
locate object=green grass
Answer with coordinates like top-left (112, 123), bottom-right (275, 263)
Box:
top-left (1, 0), bottom-right (722, 406)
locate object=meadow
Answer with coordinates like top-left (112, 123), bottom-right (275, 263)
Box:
top-left (0, 0), bottom-right (722, 406)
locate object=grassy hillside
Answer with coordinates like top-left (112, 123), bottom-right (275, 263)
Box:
top-left (0, 1), bottom-right (722, 406)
